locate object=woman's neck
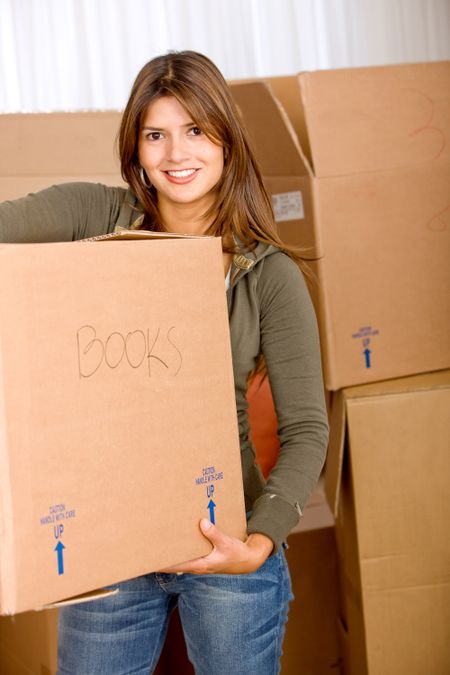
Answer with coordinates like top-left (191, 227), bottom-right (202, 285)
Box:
top-left (159, 201), bottom-right (212, 236)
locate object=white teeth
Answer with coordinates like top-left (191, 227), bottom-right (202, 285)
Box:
top-left (167, 169), bottom-right (196, 178)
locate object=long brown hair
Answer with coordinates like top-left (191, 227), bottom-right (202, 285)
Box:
top-left (118, 50), bottom-right (305, 265)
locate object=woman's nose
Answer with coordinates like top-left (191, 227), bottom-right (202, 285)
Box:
top-left (167, 135), bottom-right (190, 163)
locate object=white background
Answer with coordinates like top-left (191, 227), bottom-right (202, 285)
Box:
top-left (1, 0), bottom-right (449, 111)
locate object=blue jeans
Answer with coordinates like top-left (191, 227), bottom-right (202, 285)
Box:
top-left (57, 547), bottom-right (292, 675)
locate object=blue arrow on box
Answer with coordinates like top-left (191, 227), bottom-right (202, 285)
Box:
top-left (207, 499), bottom-right (216, 524)
top-left (54, 541), bottom-right (66, 575)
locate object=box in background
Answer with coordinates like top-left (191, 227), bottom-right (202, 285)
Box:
top-left (0, 609), bottom-right (58, 675)
top-left (325, 369), bottom-right (450, 675)
top-left (0, 235), bottom-right (246, 614)
top-left (0, 112), bottom-right (124, 201)
top-left (282, 484), bottom-right (340, 675)
top-left (230, 61), bottom-right (450, 389)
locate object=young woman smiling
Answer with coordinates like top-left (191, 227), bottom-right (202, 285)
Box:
top-left (0, 51), bottom-right (329, 675)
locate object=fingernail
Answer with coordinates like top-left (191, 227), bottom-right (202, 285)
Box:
top-left (201, 518), bottom-right (211, 530)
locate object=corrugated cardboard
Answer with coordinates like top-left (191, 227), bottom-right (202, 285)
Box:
top-left (0, 609), bottom-right (58, 674)
top-left (0, 234), bottom-right (246, 615)
top-left (230, 62), bottom-right (450, 389)
top-left (281, 484), bottom-right (340, 675)
top-left (0, 112), bottom-right (124, 201)
top-left (324, 370), bottom-right (450, 675)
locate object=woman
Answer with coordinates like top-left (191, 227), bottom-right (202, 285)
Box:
top-left (0, 51), bottom-right (329, 674)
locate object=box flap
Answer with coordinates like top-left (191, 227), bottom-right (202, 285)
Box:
top-left (343, 369), bottom-right (450, 401)
top-left (266, 75), bottom-right (313, 170)
top-left (324, 390), bottom-right (346, 517)
top-left (85, 227), bottom-right (211, 242)
top-left (299, 61), bottom-right (450, 177)
top-left (229, 81), bottom-right (310, 177)
top-left (42, 587), bottom-right (118, 610)
top-left (324, 369), bottom-right (450, 518)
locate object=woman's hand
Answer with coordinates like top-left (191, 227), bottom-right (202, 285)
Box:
top-left (159, 518), bottom-right (274, 575)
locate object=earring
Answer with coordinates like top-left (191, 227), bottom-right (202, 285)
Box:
top-left (139, 166), bottom-right (152, 189)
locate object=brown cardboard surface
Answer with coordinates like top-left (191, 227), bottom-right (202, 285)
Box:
top-left (281, 483), bottom-right (340, 675)
top-left (230, 81), bottom-right (309, 177)
top-left (325, 370), bottom-right (450, 674)
top-left (298, 61), bottom-right (450, 176)
top-left (0, 112), bottom-right (125, 201)
top-left (0, 236), bottom-right (246, 614)
top-left (0, 609), bottom-right (58, 674)
top-left (267, 75), bottom-right (312, 169)
top-left (230, 62), bottom-right (450, 389)
top-left (282, 525), bottom-right (341, 675)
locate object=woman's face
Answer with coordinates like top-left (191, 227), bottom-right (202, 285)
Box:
top-left (138, 96), bottom-right (224, 215)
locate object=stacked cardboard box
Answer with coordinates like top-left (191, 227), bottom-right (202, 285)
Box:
top-left (325, 370), bottom-right (450, 674)
top-left (230, 61), bottom-right (450, 390)
top-left (230, 61), bottom-right (450, 674)
top-left (0, 111), bottom-right (124, 201)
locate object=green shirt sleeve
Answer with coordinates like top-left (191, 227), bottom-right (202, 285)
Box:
top-left (246, 253), bottom-right (329, 550)
top-left (0, 182), bottom-right (133, 243)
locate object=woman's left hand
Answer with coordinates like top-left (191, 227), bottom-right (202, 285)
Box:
top-left (159, 518), bottom-right (274, 575)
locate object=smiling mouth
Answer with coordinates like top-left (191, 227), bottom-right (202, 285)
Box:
top-left (166, 169), bottom-right (198, 178)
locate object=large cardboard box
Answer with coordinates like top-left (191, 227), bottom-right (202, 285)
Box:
top-left (0, 112), bottom-right (124, 201)
top-left (230, 62), bottom-right (450, 389)
top-left (0, 234), bottom-right (246, 615)
top-left (325, 369), bottom-right (450, 675)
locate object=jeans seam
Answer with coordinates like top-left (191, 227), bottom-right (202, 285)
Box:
top-left (271, 550), bottom-right (292, 674)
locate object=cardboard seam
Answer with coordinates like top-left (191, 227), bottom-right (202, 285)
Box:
top-left (0, 329), bottom-right (16, 614)
top-left (310, 179), bottom-right (337, 390)
top-left (344, 380), bottom-right (450, 402)
top-left (302, 159), bottom-right (450, 181)
top-left (362, 581), bottom-right (450, 593)
top-left (265, 80), bottom-right (314, 178)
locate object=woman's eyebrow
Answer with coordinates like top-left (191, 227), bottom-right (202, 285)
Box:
top-left (141, 121), bottom-right (195, 131)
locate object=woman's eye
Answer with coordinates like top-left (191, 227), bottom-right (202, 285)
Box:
top-left (188, 126), bottom-right (202, 136)
top-left (146, 131), bottom-right (163, 141)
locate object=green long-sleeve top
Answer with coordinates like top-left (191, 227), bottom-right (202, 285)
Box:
top-left (0, 182), bottom-right (329, 550)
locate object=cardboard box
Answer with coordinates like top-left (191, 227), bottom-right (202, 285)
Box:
top-left (282, 484), bottom-right (340, 675)
top-left (325, 369), bottom-right (450, 675)
top-left (0, 234), bottom-right (246, 615)
top-left (230, 62), bottom-right (450, 389)
top-left (0, 609), bottom-right (58, 674)
top-left (0, 605), bottom-right (184, 675)
top-left (0, 111), bottom-right (124, 201)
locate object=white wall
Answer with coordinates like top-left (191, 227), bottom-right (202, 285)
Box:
top-left (0, 0), bottom-right (449, 111)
